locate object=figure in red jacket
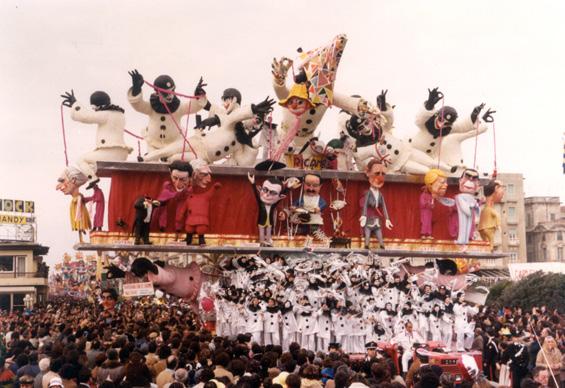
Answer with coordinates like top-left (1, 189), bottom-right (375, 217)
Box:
top-left (153, 160), bottom-right (193, 231)
top-left (176, 159), bottom-right (221, 245)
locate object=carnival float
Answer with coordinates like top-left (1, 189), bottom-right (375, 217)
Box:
top-left (55, 34), bottom-right (505, 362)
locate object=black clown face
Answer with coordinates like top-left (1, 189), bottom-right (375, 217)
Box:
top-left (425, 106), bottom-right (458, 137)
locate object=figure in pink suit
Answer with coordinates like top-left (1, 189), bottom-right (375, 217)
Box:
top-left (419, 169), bottom-right (448, 239)
top-left (84, 182), bottom-right (105, 231)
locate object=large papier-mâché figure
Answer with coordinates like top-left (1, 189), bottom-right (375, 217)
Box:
top-left (56, 166), bottom-right (91, 242)
top-left (478, 179), bottom-right (504, 250)
top-left (343, 90), bottom-right (453, 174)
top-left (248, 173), bottom-right (286, 246)
top-left (130, 257), bottom-right (202, 303)
top-left (128, 70), bottom-right (208, 162)
top-left (61, 90), bottom-right (132, 186)
top-left (176, 159), bottom-right (221, 246)
top-left (183, 89), bottom-right (275, 165)
top-left (271, 35), bottom-right (381, 158)
top-left (359, 159), bottom-right (393, 249)
top-left (455, 169), bottom-right (481, 244)
top-left (419, 168), bottom-right (448, 239)
top-left (409, 88), bottom-right (495, 172)
top-left (153, 160), bottom-right (193, 231)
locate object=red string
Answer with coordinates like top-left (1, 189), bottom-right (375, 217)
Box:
top-left (156, 94), bottom-right (198, 158)
top-left (60, 104), bottom-right (69, 166)
top-left (473, 118), bottom-right (480, 170)
top-left (143, 80), bottom-right (202, 100)
top-left (181, 100), bottom-right (192, 161)
top-left (436, 98), bottom-right (445, 169)
top-left (144, 80), bottom-right (199, 158)
top-left (123, 128), bottom-right (143, 140)
top-left (492, 121), bottom-right (497, 177)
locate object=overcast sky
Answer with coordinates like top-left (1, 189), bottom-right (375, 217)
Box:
top-left (1, 0), bottom-right (564, 267)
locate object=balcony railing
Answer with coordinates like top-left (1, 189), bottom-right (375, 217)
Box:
top-left (0, 271), bottom-right (48, 279)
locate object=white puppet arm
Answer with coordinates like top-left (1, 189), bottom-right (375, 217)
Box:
top-left (71, 103), bottom-right (109, 125)
top-left (128, 89), bottom-right (153, 115)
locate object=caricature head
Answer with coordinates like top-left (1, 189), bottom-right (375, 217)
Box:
top-left (365, 159), bottom-right (386, 189)
top-left (424, 169), bottom-right (448, 198)
top-left (190, 159), bottom-right (212, 189)
top-left (279, 83), bottom-right (314, 116)
top-left (459, 168), bottom-right (480, 194)
top-left (56, 167), bottom-right (88, 196)
top-left (153, 75), bottom-right (176, 103)
top-left (483, 179), bottom-right (505, 203)
top-left (303, 173), bottom-right (321, 197)
top-left (169, 161), bottom-right (193, 192)
top-left (221, 88), bottom-right (242, 113)
top-left (259, 178), bottom-right (286, 205)
top-left (101, 288), bottom-right (118, 311)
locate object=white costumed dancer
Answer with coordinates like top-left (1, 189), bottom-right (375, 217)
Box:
top-left (453, 293), bottom-right (479, 351)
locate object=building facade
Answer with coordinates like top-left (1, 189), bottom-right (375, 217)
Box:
top-left (525, 197), bottom-right (565, 262)
top-left (0, 243), bottom-right (49, 312)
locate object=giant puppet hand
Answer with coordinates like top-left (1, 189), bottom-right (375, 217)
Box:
top-left (193, 76), bottom-right (207, 97)
top-left (61, 90), bottom-right (77, 107)
top-left (376, 89), bottom-right (388, 112)
top-left (251, 97), bottom-right (276, 115)
top-left (128, 69), bottom-right (144, 96)
top-left (271, 57), bottom-right (293, 86)
top-left (482, 108), bottom-right (496, 122)
top-left (425, 87), bottom-right (444, 110)
top-left (471, 103), bottom-right (485, 124)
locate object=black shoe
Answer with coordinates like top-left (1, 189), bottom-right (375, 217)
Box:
top-left (186, 234), bottom-right (193, 245)
top-left (134, 239), bottom-right (142, 245)
top-left (379, 244), bottom-right (385, 249)
top-left (137, 155), bottom-right (144, 162)
top-left (198, 235), bottom-right (206, 246)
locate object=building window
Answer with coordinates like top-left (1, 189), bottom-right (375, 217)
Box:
top-left (543, 248), bottom-right (547, 261)
top-left (550, 213), bottom-right (556, 221)
top-left (508, 207), bottom-right (516, 221)
top-left (510, 252), bottom-right (518, 262)
top-left (526, 213), bottom-right (533, 228)
top-left (508, 228), bottom-right (517, 242)
top-left (507, 184), bottom-right (515, 196)
top-left (558, 232), bottom-right (563, 241)
top-left (558, 247), bottom-right (563, 261)
top-left (0, 256), bottom-right (14, 272)
top-left (12, 293), bottom-right (25, 312)
top-left (16, 256), bottom-right (25, 275)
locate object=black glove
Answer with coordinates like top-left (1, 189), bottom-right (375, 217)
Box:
top-left (194, 115), bottom-right (220, 130)
top-left (194, 76), bottom-right (207, 96)
top-left (128, 69), bottom-right (144, 96)
top-left (425, 87), bottom-right (444, 110)
top-left (251, 97), bottom-right (275, 115)
top-left (482, 108), bottom-right (496, 122)
top-left (471, 103), bottom-right (485, 123)
top-left (61, 90), bottom-right (76, 107)
top-left (376, 89), bottom-right (388, 111)
top-left (131, 257), bottom-right (158, 277)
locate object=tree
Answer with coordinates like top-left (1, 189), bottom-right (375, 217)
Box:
top-left (487, 271), bottom-right (565, 312)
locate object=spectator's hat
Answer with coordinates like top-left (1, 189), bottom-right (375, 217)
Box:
top-left (48, 377), bottom-right (63, 388)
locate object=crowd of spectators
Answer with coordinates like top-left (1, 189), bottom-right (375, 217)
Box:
top-left (0, 295), bottom-right (563, 388)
